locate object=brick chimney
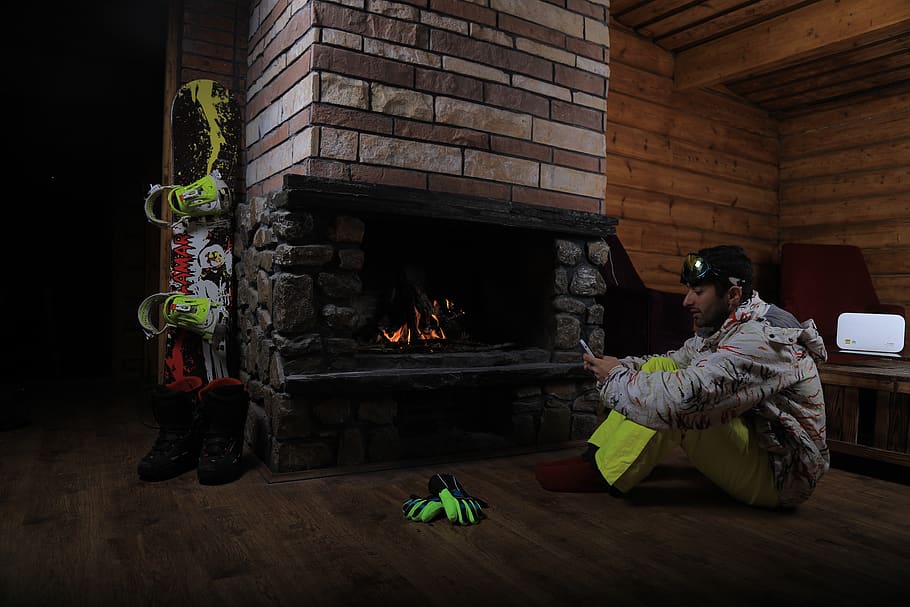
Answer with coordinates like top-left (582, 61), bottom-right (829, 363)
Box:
top-left (244, 0), bottom-right (610, 211)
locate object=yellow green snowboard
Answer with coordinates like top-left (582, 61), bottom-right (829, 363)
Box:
top-left (139, 79), bottom-right (241, 385)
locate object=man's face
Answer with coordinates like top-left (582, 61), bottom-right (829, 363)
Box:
top-left (683, 283), bottom-right (735, 329)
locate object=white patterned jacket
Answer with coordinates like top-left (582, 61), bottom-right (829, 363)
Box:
top-left (599, 292), bottom-right (829, 507)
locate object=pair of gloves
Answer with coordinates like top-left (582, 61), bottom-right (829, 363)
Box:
top-left (402, 473), bottom-right (487, 525)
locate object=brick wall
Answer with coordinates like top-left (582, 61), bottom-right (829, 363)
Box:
top-left (245, 0), bottom-right (610, 213)
top-left (178, 0), bottom-right (250, 90)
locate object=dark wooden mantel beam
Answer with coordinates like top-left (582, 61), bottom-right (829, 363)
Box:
top-left (280, 175), bottom-right (617, 237)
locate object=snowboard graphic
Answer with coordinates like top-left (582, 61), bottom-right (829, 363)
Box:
top-left (139, 79), bottom-right (241, 385)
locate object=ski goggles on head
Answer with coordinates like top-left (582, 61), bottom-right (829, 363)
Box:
top-left (680, 253), bottom-right (743, 286)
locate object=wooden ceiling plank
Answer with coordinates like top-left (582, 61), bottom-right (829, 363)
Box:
top-left (778, 84), bottom-right (910, 132)
top-left (728, 33), bottom-right (910, 95)
top-left (744, 51), bottom-right (910, 103)
top-left (655, 0), bottom-right (810, 52)
top-left (614, 0), bottom-right (699, 30)
top-left (611, 0), bottom-right (657, 18)
top-left (637, 0), bottom-right (754, 42)
top-left (760, 65), bottom-right (910, 112)
top-left (673, 0), bottom-right (910, 90)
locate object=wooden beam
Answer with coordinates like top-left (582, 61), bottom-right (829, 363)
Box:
top-left (674, 0), bottom-right (910, 90)
top-left (150, 0), bottom-right (184, 384)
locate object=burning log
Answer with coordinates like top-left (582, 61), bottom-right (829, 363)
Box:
top-left (374, 264), bottom-right (469, 346)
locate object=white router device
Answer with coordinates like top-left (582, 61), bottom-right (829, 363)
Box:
top-left (836, 312), bottom-right (905, 357)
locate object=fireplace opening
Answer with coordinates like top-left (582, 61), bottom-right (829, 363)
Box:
top-left (353, 214), bottom-right (556, 353)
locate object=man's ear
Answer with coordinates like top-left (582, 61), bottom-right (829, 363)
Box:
top-left (727, 285), bottom-right (743, 306)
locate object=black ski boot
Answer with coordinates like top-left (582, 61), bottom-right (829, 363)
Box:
top-left (197, 378), bottom-right (249, 485)
top-left (138, 377), bottom-right (204, 481)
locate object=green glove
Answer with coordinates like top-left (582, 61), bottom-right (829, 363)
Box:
top-left (428, 474), bottom-right (487, 525)
top-left (402, 494), bottom-right (445, 523)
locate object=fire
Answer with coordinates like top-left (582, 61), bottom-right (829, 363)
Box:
top-left (380, 298), bottom-right (460, 345)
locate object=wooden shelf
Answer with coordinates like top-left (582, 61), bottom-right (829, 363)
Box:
top-left (820, 359), bottom-right (910, 394)
top-left (819, 359), bottom-right (910, 467)
top-left (827, 440), bottom-right (910, 467)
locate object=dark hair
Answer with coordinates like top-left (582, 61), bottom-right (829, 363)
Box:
top-left (694, 245), bottom-right (754, 302)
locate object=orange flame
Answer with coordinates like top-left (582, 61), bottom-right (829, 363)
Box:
top-left (381, 299), bottom-right (457, 345)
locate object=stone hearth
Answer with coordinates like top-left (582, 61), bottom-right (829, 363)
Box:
top-left (238, 0), bottom-right (614, 474)
top-left (237, 176), bottom-right (617, 475)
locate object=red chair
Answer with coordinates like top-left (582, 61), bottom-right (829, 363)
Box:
top-left (600, 235), bottom-right (693, 357)
top-left (779, 242), bottom-right (905, 361)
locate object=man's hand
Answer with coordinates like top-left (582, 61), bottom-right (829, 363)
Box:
top-left (583, 353), bottom-right (620, 383)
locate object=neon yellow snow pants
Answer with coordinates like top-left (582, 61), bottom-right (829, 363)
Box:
top-left (588, 357), bottom-right (780, 508)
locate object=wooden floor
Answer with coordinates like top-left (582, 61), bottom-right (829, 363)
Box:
top-left (1, 381), bottom-right (909, 607)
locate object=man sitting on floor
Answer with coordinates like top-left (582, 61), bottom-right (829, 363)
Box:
top-left (537, 245), bottom-right (829, 509)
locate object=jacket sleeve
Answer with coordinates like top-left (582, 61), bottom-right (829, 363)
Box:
top-left (600, 322), bottom-right (790, 430)
top-left (618, 337), bottom-right (698, 371)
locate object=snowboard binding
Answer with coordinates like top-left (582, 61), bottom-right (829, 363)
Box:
top-left (144, 170), bottom-right (232, 228)
top-left (138, 292), bottom-right (229, 354)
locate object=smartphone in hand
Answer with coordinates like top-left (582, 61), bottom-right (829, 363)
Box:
top-left (579, 339), bottom-right (595, 357)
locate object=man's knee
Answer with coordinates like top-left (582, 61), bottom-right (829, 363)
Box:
top-left (640, 356), bottom-right (679, 373)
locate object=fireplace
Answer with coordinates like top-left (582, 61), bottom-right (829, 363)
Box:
top-left (240, 0), bottom-right (614, 475)
top-left (237, 177), bottom-right (617, 475)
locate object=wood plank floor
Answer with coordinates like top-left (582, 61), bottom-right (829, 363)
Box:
top-left (1, 381), bottom-right (908, 607)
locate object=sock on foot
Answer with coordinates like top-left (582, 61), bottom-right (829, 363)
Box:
top-left (535, 443), bottom-right (599, 470)
top-left (535, 457), bottom-right (610, 493)
top-left (534, 455), bottom-right (586, 470)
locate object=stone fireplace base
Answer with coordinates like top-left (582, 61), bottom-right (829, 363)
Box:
top-left (236, 176), bottom-right (617, 475)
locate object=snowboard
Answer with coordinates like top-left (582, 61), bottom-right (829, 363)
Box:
top-left (139, 79), bottom-right (242, 385)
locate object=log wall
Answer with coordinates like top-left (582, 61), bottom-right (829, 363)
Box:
top-left (779, 86), bottom-right (910, 341)
top-left (604, 23), bottom-right (781, 297)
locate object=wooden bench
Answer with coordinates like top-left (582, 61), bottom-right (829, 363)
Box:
top-left (819, 358), bottom-right (910, 467)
